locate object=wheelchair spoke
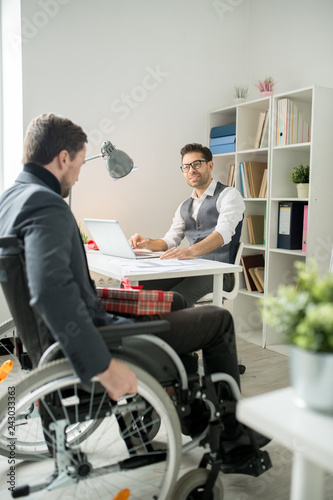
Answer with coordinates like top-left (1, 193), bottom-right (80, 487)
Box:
top-left (0, 358), bottom-right (181, 499)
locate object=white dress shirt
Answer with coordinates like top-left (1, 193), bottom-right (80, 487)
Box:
top-left (162, 179), bottom-right (245, 249)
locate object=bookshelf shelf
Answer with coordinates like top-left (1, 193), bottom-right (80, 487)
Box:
top-left (208, 85), bottom-right (333, 353)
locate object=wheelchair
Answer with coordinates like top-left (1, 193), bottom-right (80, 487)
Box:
top-left (0, 236), bottom-right (272, 499)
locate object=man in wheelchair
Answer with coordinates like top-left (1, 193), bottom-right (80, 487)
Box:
top-left (0, 114), bottom-right (271, 499)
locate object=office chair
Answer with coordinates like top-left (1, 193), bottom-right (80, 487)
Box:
top-left (0, 235), bottom-right (271, 500)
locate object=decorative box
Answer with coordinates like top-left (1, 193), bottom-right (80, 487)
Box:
top-left (96, 287), bottom-right (173, 315)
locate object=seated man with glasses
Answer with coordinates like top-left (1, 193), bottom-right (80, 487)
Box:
top-left (129, 143), bottom-right (245, 308)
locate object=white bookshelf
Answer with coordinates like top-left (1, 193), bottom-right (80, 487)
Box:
top-left (208, 85), bottom-right (333, 354)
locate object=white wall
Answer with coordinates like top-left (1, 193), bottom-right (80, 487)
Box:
top-left (20, 0), bottom-right (333, 241)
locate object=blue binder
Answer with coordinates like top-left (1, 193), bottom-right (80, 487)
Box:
top-left (210, 124), bottom-right (236, 138)
top-left (210, 143), bottom-right (236, 154)
top-left (210, 135), bottom-right (236, 146)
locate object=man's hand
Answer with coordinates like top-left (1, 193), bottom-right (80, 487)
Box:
top-left (129, 234), bottom-right (168, 252)
top-left (160, 247), bottom-right (194, 260)
top-left (97, 358), bottom-right (137, 400)
top-left (161, 232), bottom-right (224, 260)
top-left (129, 233), bottom-right (150, 249)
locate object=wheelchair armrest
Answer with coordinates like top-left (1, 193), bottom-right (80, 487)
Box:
top-left (0, 235), bottom-right (23, 249)
top-left (99, 319), bottom-right (170, 342)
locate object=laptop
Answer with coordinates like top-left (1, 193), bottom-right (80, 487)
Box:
top-left (84, 219), bottom-right (163, 259)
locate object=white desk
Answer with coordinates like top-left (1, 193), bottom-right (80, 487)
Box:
top-left (237, 388), bottom-right (333, 500)
top-left (86, 251), bottom-right (242, 307)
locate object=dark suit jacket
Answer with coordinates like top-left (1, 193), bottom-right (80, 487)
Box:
top-left (0, 165), bottom-right (131, 383)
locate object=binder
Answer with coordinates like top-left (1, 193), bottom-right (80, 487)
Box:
top-left (210, 124), bottom-right (236, 138)
top-left (277, 98), bottom-right (311, 146)
top-left (302, 204), bottom-right (308, 253)
top-left (277, 201), bottom-right (306, 250)
top-left (210, 135), bottom-right (236, 146)
top-left (210, 143), bottom-right (235, 154)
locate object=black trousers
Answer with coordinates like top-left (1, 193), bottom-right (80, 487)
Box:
top-left (137, 305), bottom-right (240, 389)
top-left (140, 274), bottom-right (232, 309)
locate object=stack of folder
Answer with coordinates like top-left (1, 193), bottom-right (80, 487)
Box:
top-left (209, 124), bottom-right (236, 154)
top-left (276, 98), bottom-right (311, 146)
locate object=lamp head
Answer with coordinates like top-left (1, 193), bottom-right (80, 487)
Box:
top-left (100, 141), bottom-right (134, 179)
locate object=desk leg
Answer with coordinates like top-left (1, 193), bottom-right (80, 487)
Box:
top-left (290, 452), bottom-right (324, 500)
top-left (212, 273), bottom-right (223, 307)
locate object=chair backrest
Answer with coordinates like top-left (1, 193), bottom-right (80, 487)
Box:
top-left (229, 218), bottom-right (243, 265)
top-left (221, 241), bottom-right (244, 301)
top-left (0, 236), bottom-right (54, 367)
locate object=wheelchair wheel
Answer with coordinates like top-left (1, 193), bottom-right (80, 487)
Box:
top-left (122, 406), bottom-right (161, 445)
top-left (172, 468), bottom-right (224, 500)
top-left (0, 358), bottom-right (182, 499)
top-left (0, 399), bottom-right (101, 461)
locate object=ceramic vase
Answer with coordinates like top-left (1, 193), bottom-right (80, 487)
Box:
top-left (290, 345), bottom-right (333, 413)
top-left (296, 183), bottom-right (309, 198)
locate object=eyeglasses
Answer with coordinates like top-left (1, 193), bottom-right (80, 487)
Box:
top-left (180, 159), bottom-right (208, 173)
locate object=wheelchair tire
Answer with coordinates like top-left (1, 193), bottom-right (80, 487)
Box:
top-left (0, 399), bottom-right (102, 461)
top-left (171, 468), bottom-right (224, 500)
top-left (0, 357), bottom-right (182, 500)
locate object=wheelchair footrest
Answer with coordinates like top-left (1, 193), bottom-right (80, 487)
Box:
top-left (220, 450), bottom-right (272, 476)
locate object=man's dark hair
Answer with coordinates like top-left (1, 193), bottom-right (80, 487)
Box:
top-left (23, 113), bottom-right (88, 165)
top-left (180, 143), bottom-right (212, 162)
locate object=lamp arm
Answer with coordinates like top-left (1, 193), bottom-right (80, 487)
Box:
top-left (85, 153), bottom-right (103, 162)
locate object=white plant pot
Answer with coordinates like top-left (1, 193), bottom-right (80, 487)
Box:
top-left (296, 183), bottom-right (309, 198)
top-left (290, 345), bottom-right (333, 413)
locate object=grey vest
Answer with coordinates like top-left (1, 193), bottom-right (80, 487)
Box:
top-left (180, 182), bottom-right (242, 264)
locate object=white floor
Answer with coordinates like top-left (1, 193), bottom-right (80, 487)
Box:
top-left (1, 337), bottom-right (333, 500)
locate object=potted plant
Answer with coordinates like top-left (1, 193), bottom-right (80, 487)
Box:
top-left (255, 76), bottom-right (275, 97)
top-left (261, 259), bottom-right (333, 412)
top-left (289, 164), bottom-right (310, 198)
top-left (234, 85), bottom-right (249, 104)
top-left (79, 223), bottom-right (89, 248)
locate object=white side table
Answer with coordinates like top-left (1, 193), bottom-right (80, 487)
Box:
top-left (237, 388), bottom-right (333, 500)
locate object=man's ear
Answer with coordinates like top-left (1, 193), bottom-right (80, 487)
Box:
top-left (208, 160), bottom-right (214, 172)
top-left (57, 149), bottom-right (69, 169)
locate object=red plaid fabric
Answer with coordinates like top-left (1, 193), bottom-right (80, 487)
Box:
top-left (96, 287), bottom-right (173, 315)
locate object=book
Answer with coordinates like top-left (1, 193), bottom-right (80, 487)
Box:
top-left (239, 162), bottom-right (250, 198)
top-left (247, 215), bottom-right (264, 244)
top-left (258, 169), bottom-right (268, 198)
top-left (302, 204), bottom-right (308, 253)
top-left (227, 164), bottom-right (235, 187)
top-left (260, 114), bottom-right (269, 148)
top-left (254, 111), bottom-right (267, 149)
top-left (248, 267), bottom-right (264, 292)
top-left (277, 201), bottom-right (306, 250)
top-left (254, 266), bottom-right (265, 290)
top-left (241, 254), bottom-right (265, 292)
top-left (246, 161), bottom-right (267, 198)
top-left (246, 216), bottom-right (254, 244)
